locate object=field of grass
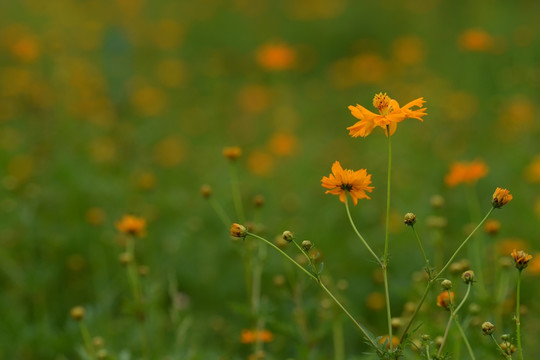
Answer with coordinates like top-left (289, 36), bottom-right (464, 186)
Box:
top-left (0, 0), bottom-right (539, 359)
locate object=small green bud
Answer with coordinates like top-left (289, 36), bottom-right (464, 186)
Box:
top-left (404, 212), bottom-right (416, 226)
top-left (441, 279), bottom-right (453, 290)
top-left (282, 230), bottom-right (294, 242)
top-left (301, 240), bottom-right (312, 251)
top-left (481, 321), bottom-right (495, 336)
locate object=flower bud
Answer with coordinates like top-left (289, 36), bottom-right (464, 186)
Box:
top-left (421, 334), bottom-right (431, 342)
top-left (301, 240), bottom-right (312, 251)
top-left (441, 279), bottom-right (453, 290)
top-left (93, 336), bottom-right (105, 348)
top-left (404, 212), bottom-right (416, 226)
top-left (510, 249), bottom-right (533, 270)
top-left (282, 230), bottom-right (294, 242)
top-left (223, 146), bottom-right (242, 161)
top-left (253, 195), bottom-right (265, 207)
top-left (501, 334), bottom-right (510, 341)
top-left (391, 317), bottom-right (403, 331)
top-left (430, 194), bottom-right (444, 209)
top-left (462, 270), bottom-right (475, 284)
top-left (118, 252), bottom-right (133, 266)
top-left (230, 223), bottom-right (247, 238)
top-left (70, 306), bottom-right (85, 321)
top-left (492, 187), bottom-right (512, 208)
top-left (500, 342), bottom-right (516, 354)
top-left (200, 184), bottom-right (212, 198)
top-left (481, 321), bottom-right (495, 335)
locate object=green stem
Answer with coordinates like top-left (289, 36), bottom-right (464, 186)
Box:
top-left (490, 334), bottom-right (512, 359)
top-left (79, 322), bottom-right (95, 359)
top-left (452, 284), bottom-right (475, 360)
top-left (436, 207), bottom-right (495, 279)
top-left (292, 240), bottom-right (319, 277)
top-left (228, 162), bottom-right (245, 223)
top-left (126, 236), bottom-right (141, 302)
top-left (247, 232), bottom-right (382, 355)
top-left (399, 280), bottom-right (434, 343)
top-left (209, 197), bottom-right (231, 228)
top-left (247, 232), bottom-right (317, 282)
top-left (516, 269), bottom-right (523, 360)
top-left (383, 127), bottom-right (393, 348)
top-left (411, 225), bottom-right (431, 278)
top-left (333, 317), bottom-right (345, 360)
top-left (344, 197), bottom-right (382, 267)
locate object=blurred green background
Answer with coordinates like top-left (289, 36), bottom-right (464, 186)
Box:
top-left (0, 0), bottom-right (539, 358)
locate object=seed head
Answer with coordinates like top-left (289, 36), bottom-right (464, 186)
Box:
top-left (481, 321), bottom-right (495, 335)
top-left (404, 212), bottom-right (416, 226)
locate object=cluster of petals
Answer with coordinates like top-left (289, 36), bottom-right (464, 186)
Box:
top-left (240, 329), bottom-right (274, 344)
top-left (510, 249), bottom-right (532, 270)
top-left (492, 187), bottom-right (513, 208)
top-left (115, 215), bottom-right (146, 237)
top-left (321, 161), bottom-right (374, 205)
top-left (445, 160), bottom-right (489, 187)
top-left (436, 291), bottom-right (454, 309)
top-left (347, 93), bottom-right (427, 138)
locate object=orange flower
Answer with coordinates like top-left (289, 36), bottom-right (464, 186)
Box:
top-left (510, 249), bottom-right (532, 270)
top-left (321, 161), bottom-right (374, 205)
top-left (240, 329), bottom-right (274, 344)
top-left (115, 215), bottom-right (146, 237)
top-left (436, 291), bottom-right (454, 309)
top-left (347, 93), bottom-right (426, 138)
top-left (444, 160), bottom-right (488, 187)
top-left (255, 43), bottom-right (296, 70)
top-left (492, 188), bottom-right (513, 208)
top-left (378, 335), bottom-right (400, 349)
top-left (223, 146), bottom-right (242, 161)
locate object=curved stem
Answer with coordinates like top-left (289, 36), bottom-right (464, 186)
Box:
top-left (452, 284), bottom-right (475, 359)
top-left (247, 232), bottom-right (382, 355)
top-left (436, 207), bottom-right (495, 279)
top-left (344, 197), bottom-right (382, 267)
top-left (516, 269), bottom-right (524, 360)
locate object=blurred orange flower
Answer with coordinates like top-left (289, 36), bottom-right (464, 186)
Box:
top-left (321, 161), bottom-right (374, 205)
top-left (444, 160), bottom-right (488, 187)
top-left (436, 291), bottom-right (454, 309)
top-left (240, 329), bottom-right (274, 344)
top-left (511, 249), bottom-right (532, 270)
top-left (115, 215), bottom-right (146, 237)
top-left (347, 93), bottom-right (426, 138)
top-left (492, 187), bottom-right (513, 208)
top-left (378, 335), bottom-right (399, 349)
top-left (458, 29), bottom-right (494, 52)
top-left (268, 132), bottom-right (298, 156)
top-left (255, 42), bottom-right (296, 70)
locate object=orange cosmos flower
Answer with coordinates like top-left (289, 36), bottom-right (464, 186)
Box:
top-left (510, 249), bottom-right (532, 270)
top-left (444, 160), bottom-right (488, 187)
top-left (378, 335), bottom-right (400, 349)
top-left (115, 215), bottom-right (146, 237)
top-left (492, 187), bottom-right (513, 208)
top-left (255, 42), bottom-right (296, 70)
top-left (240, 329), bottom-right (274, 344)
top-left (436, 291), bottom-right (454, 309)
top-left (347, 92), bottom-right (426, 138)
top-left (321, 161), bottom-right (374, 205)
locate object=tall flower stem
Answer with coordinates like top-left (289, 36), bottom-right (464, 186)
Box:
top-left (383, 127), bottom-right (393, 349)
top-left (208, 197), bottom-right (231, 229)
top-left (400, 207), bottom-right (495, 344)
top-left (79, 322), bottom-right (96, 359)
top-left (228, 162), bottom-right (245, 223)
top-left (452, 284), bottom-right (475, 360)
top-left (344, 197), bottom-right (382, 267)
top-left (516, 269), bottom-right (524, 360)
top-left (246, 232), bottom-right (382, 355)
top-left (411, 225), bottom-right (431, 278)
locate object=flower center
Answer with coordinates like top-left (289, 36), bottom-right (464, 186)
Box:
top-left (340, 183), bottom-right (353, 191)
top-left (373, 92), bottom-right (392, 115)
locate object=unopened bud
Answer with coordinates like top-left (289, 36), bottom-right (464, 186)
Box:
top-left (222, 146), bottom-right (242, 160)
top-left (430, 195), bottom-right (445, 209)
top-left (200, 184), bottom-right (212, 198)
top-left (70, 306), bottom-right (85, 321)
top-left (462, 270), bottom-right (475, 284)
top-left (282, 230), bottom-right (294, 242)
top-left (481, 321), bottom-right (495, 335)
top-left (301, 240), bottom-right (312, 251)
top-left (441, 279), bottom-right (453, 290)
top-left (501, 334), bottom-right (510, 341)
top-left (253, 195), bottom-right (265, 207)
top-left (404, 213), bottom-right (416, 226)
top-left (230, 223), bottom-right (247, 238)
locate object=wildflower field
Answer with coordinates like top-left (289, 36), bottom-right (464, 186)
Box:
top-left (1, 0), bottom-right (539, 359)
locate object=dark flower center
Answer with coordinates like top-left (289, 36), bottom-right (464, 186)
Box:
top-left (340, 183), bottom-right (353, 191)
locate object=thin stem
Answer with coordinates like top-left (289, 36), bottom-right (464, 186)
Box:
top-left (399, 281), bottom-right (434, 343)
top-left (438, 314), bottom-right (453, 357)
top-left (292, 240), bottom-right (319, 276)
top-left (453, 319), bottom-right (475, 360)
top-left (247, 232), bottom-right (382, 355)
top-left (383, 127), bottom-right (393, 349)
top-left (436, 207), bottom-right (495, 279)
top-left (79, 322), bottom-right (95, 359)
top-left (126, 236), bottom-right (141, 302)
top-left (333, 317), bottom-right (345, 360)
top-left (516, 269), bottom-right (523, 360)
top-left (319, 282), bottom-right (381, 354)
top-left (209, 197), bottom-right (231, 228)
top-left (452, 284), bottom-right (475, 360)
top-left (247, 232), bottom-right (317, 282)
top-left (228, 162), bottom-right (245, 223)
top-left (344, 197), bottom-right (382, 267)
top-left (411, 225), bottom-right (431, 278)
top-left (490, 334), bottom-right (512, 359)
